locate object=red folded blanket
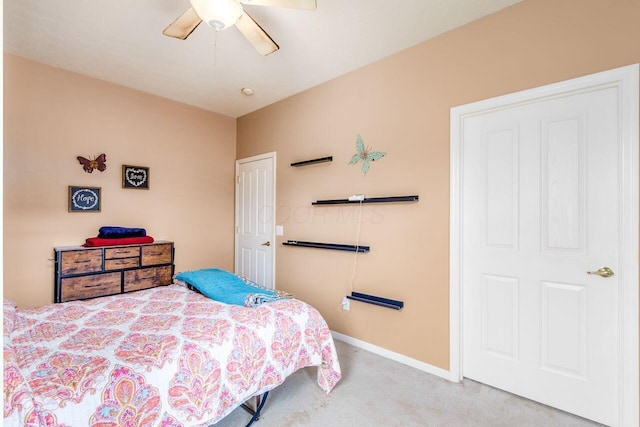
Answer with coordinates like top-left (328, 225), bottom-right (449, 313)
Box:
top-left (83, 236), bottom-right (155, 247)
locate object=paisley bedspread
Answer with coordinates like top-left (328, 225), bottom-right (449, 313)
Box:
top-left (3, 284), bottom-right (341, 426)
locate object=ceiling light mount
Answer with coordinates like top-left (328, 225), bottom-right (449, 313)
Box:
top-left (190, 0), bottom-right (243, 31)
top-left (241, 87), bottom-right (255, 96)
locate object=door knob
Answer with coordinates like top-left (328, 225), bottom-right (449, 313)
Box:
top-left (262, 241), bottom-right (271, 246)
top-left (587, 266), bottom-right (614, 278)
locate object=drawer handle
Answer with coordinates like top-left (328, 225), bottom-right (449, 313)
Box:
top-left (76, 259), bottom-right (92, 264)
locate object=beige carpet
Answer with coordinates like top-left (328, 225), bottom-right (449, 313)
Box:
top-left (214, 340), bottom-right (602, 426)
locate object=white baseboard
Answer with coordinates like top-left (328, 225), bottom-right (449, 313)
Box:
top-left (331, 330), bottom-right (458, 382)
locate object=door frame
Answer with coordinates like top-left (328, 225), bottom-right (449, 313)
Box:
top-left (235, 151), bottom-right (277, 288)
top-left (449, 64), bottom-right (639, 425)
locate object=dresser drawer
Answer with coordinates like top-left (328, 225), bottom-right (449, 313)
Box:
top-left (124, 266), bottom-right (172, 292)
top-left (60, 249), bottom-right (103, 275)
top-left (105, 246), bottom-right (141, 259)
top-left (60, 272), bottom-right (121, 302)
top-left (141, 244), bottom-right (172, 266)
top-left (105, 257), bottom-right (140, 271)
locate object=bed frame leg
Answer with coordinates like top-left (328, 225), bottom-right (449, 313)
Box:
top-left (241, 391), bottom-right (269, 426)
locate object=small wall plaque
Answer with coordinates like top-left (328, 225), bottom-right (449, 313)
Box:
top-left (68, 186), bottom-right (101, 212)
top-left (122, 165), bottom-right (149, 189)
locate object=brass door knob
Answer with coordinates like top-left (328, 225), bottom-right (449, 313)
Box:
top-left (262, 241), bottom-right (271, 246)
top-left (587, 266), bottom-right (614, 278)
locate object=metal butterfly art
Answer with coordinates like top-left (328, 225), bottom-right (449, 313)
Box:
top-left (77, 154), bottom-right (107, 173)
top-left (349, 134), bottom-right (386, 175)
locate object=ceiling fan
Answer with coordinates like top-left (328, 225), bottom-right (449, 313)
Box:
top-left (163, 0), bottom-right (317, 56)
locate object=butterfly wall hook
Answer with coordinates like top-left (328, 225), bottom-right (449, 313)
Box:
top-left (348, 134), bottom-right (386, 175)
top-left (77, 154), bottom-right (107, 173)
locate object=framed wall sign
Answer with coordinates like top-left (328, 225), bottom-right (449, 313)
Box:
top-left (68, 186), bottom-right (101, 212)
top-left (122, 165), bottom-right (150, 189)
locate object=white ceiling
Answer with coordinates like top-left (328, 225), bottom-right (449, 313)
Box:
top-left (4, 0), bottom-right (522, 118)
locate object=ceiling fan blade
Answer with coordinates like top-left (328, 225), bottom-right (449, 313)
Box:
top-left (235, 11), bottom-right (279, 56)
top-left (162, 7), bottom-right (202, 40)
top-left (239, 0), bottom-right (316, 10)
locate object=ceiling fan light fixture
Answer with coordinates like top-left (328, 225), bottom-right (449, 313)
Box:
top-left (190, 0), bottom-right (243, 31)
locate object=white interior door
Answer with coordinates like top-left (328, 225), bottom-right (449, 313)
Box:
top-left (235, 152), bottom-right (275, 289)
top-left (454, 66), bottom-right (639, 426)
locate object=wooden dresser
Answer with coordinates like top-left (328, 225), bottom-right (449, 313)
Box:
top-left (54, 241), bottom-right (174, 303)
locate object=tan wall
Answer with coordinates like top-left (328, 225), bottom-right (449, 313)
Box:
top-left (237, 0), bottom-right (640, 370)
top-left (3, 54), bottom-right (237, 309)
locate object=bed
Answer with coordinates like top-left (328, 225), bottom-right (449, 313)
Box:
top-left (3, 282), bottom-right (341, 426)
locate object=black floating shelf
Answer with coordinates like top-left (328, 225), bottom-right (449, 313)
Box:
top-left (312, 195), bottom-right (419, 205)
top-left (282, 240), bottom-right (370, 253)
top-left (290, 156), bottom-right (333, 167)
top-left (347, 292), bottom-right (404, 310)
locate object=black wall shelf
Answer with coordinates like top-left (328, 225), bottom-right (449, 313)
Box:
top-left (282, 240), bottom-right (370, 253)
top-left (346, 292), bottom-right (404, 310)
top-left (290, 156), bottom-right (333, 167)
top-left (312, 195), bottom-right (419, 205)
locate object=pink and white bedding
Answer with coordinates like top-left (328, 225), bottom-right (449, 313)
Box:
top-left (3, 284), bottom-right (341, 426)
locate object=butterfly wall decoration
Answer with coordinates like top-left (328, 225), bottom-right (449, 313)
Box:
top-left (349, 134), bottom-right (386, 175)
top-left (77, 154), bottom-right (107, 173)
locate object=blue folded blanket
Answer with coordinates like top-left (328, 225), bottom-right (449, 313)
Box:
top-left (175, 268), bottom-right (280, 307)
top-left (99, 226), bottom-right (147, 239)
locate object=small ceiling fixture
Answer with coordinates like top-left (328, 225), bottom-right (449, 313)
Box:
top-left (241, 87), bottom-right (255, 96)
top-left (190, 0), bottom-right (243, 31)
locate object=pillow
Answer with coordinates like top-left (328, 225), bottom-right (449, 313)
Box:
top-left (175, 268), bottom-right (278, 306)
top-left (98, 226), bottom-right (147, 239)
